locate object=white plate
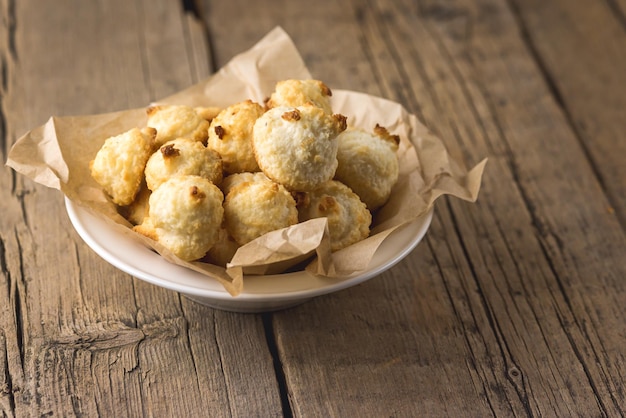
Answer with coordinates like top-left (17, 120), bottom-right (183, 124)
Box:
top-left (65, 197), bottom-right (433, 312)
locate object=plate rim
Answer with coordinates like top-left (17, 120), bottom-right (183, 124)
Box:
top-left (65, 197), bottom-right (433, 302)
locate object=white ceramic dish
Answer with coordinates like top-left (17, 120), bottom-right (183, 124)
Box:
top-left (65, 197), bottom-right (433, 313)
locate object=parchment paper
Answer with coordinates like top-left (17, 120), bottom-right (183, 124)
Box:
top-left (6, 27), bottom-right (487, 297)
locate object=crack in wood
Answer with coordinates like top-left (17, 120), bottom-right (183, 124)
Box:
top-left (262, 313), bottom-right (293, 418)
top-left (604, 0), bottom-right (626, 31)
top-left (0, 332), bottom-right (17, 414)
top-left (134, 0), bottom-right (155, 103)
top-left (179, 0), bottom-right (214, 79)
top-left (3, 0), bottom-right (17, 61)
top-left (11, 228), bottom-right (26, 377)
top-left (45, 318), bottom-right (183, 352)
top-left (211, 316), bottom-right (233, 415)
top-left (181, 0), bottom-right (202, 19)
top-left (0, 0), bottom-right (16, 166)
top-left (0, 231), bottom-right (24, 415)
top-left (0, 239), bottom-right (9, 299)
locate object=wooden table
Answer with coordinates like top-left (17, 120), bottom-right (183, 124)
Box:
top-left (2, 0), bottom-right (625, 416)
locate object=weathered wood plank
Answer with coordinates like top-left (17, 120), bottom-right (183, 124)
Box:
top-left (201, 0), bottom-right (378, 95)
top-left (199, 0), bottom-right (625, 416)
top-left (508, 0), bottom-right (626, 227)
top-left (3, 0), bottom-right (625, 416)
top-left (358, 0), bottom-right (626, 415)
top-left (418, 1), bottom-right (626, 413)
top-left (2, 0), bottom-right (282, 416)
top-left (1, 0), bottom-right (32, 415)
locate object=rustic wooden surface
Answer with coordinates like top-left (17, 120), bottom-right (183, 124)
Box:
top-left (1, 0), bottom-right (624, 416)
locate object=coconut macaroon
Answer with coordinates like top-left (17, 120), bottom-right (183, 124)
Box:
top-left (297, 180), bottom-right (371, 251)
top-left (252, 105), bottom-right (347, 191)
top-left (133, 175), bottom-right (224, 261)
top-left (146, 104), bottom-right (210, 146)
top-left (207, 100), bottom-right (265, 174)
top-left (205, 228), bottom-right (241, 268)
top-left (223, 173), bottom-right (298, 246)
top-left (334, 124), bottom-right (400, 211)
top-left (144, 138), bottom-right (223, 192)
top-left (123, 181), bottom-right (151, 226)
top-left (220, 171), bottom-right (267, 195)
top-left (266, 79), bottom-right (334, 114)
top-left (90, 127), bottom-right (157, 206)
top-left (194, 106), bottom-right (222, 123)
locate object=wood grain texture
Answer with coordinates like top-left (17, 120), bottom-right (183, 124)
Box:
top-left (1, 0), bottom-right (282, 416)
top-left (1, 0), bottom-right (624, 416)
top-left (200, 0), bottom-right (625, 416)
top-left (508, 0), bottom-right (626, 227)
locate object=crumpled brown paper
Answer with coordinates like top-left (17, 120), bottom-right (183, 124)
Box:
top-left (6, 26), bottom-right (487, 297)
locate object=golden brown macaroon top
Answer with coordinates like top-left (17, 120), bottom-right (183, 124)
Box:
top-left (266, 79), bottom-right (334, 114)
top-left (133, 175), bottom-right (224, 261)
top-left (297, 180), bottom-right (371, 251)
top-left (334, 125), bottom-right (400, 210)
top-left (223, 173), bottom-right (298, 246)
top-left (252, 105), bottom-right (347, 192)
top-left (146, 104), bottom-right (210, 146)
top-left (144, 138), bottom-right (223, 192)
top-left (206, 100), bottom-right (265, 174)
top-left (89, 127), bottom-right (157, 206)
